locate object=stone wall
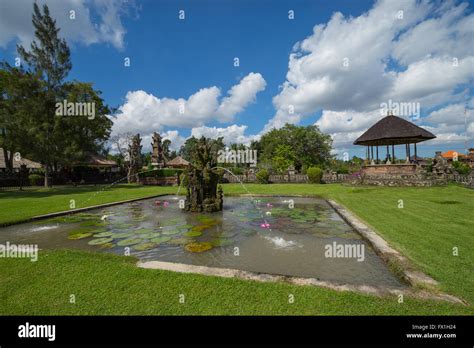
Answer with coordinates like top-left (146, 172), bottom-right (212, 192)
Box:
top-left (347, 173), bottom-right (448, 187)
top-left (361, 164), bottom-right (418, 175)
top-left (140, 176), bottom-right (178, 186)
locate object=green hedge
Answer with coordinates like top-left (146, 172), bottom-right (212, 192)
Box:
top-left (140, 169), bottom-right (183, 178)
top-left (28, 174), bottom-right (43, 186)
top-left (307, 167), bottom-right (323, 184)
top-left (256, 169), bottom-right (270, 184)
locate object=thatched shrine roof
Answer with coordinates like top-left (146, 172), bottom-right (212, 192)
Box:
top-left (354, 115), bottom-right (436, 146)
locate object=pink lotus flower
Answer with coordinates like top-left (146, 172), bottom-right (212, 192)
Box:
top-left (266, 203), bottom-right (273, 208)
top-left (163, 201), bottom-right (169, 207)
top-left (260, 222), bottom-right (271, 229)
top-left (154, 200), bottom-right (161, 205)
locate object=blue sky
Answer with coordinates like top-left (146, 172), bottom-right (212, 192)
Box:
top-left (0, 0), bottom-right (473, 158)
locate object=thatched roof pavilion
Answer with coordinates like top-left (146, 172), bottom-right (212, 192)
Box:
top-left (354, 115), bottom-right (436, 163)
top-left (167, 156), bottom-right (190, 168)
top-left (73, 154), bottom-right (117, 168)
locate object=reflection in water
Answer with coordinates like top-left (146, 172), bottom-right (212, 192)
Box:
top-left (0, 196), bottom-right (405, 288)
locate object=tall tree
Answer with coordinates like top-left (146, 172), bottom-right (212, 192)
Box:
top-left (272, 144), bottom-right (296, 174)
top-left (257, 124), bottom-right (333, 171)
top-left (179, 136), bottom-right (225, 162)
top-left (162, 139), bottom-right (171, 159)
top-left (9, 3), bottom-right (112, 186)
top-left (0, 65), bottom-right (46, 172)
top-left (16, 3), bottom-right (72, 186)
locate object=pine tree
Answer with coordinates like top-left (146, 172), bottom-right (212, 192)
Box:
top-left (16, 3), bottom-right (72, 187)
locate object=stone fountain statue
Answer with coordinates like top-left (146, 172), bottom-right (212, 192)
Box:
top-left (128, 133), bottom-right (142, 183)
top-left (151, 132), bottom-right (166, 168)
top-left (184, 137), bottom-right (223, 212)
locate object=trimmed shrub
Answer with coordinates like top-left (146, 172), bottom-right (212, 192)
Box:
top-left (307, 167), bottom-right (323, 184)
top-left (452, 161), bottom-right (471, 175)
top-left (28, 174), bottom-right (43, 186)
top-left (256, 169), bottom-right (270, 184)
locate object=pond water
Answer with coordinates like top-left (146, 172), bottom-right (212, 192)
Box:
top-left (0, 195), bottom-right (405, 288)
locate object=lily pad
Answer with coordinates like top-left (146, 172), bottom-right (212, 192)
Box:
top-left (160, 219), bottom-right (182, 226)
top-left (99, 242), bottom-right (115, 249)
top-left (190, 224), bottom-right (212, 233)
top-left (114, 223), bottom-right (135, 229)
top-left (150, 236), bottom-right (172, 244)
top-left (185, 231), bottom-right (202, 237)
top-left (111, 231), bottom-right (136, 239)
top-left (68, 232), bottom-right (93, 240)
top-left (138, 232), bottom-right (161, 239)
top-left (184, 242), bottom-right (213, 253)
top-left (117, 238), bottom-right (142, 246)
top-left (88, 237), bottom-right (114, 245)
top-left (135, 228), bottom-right (154, 234)
top-left (196, 217), bottom-right (216, 225)
top-left (210, 238), bottom-right (234, 247)
top-left (161, 229), bottom-right (181, 235)
top-left (168, 237), bottom-right (194, 245)
top-left (133, 242), bottom-right (157, 251)
top-left (94, 231), bottom-right (114, 238)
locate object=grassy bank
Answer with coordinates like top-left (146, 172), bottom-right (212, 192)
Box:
top-left (0, 183), bottom-right (472, 314)
top-left (1, 250), bottom-right (472, 315)
top-left (0, 184), bottom-right (175, 225)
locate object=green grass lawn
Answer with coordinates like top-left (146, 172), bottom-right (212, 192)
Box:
top-left (0, 183), bottom-right (473, 315)
top-left (0, 184), bottom-right (175, 225)
top-left (1, 250), bottom-right (472, 315)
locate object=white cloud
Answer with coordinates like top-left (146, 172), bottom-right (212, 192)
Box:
top-left (162, 130), bottom-right (186, 151)
top-left (316, 109), bottom-right (383, 134)
top-left (262, 0), bottom-right (474, 154)
top-left (191, 125), bottom-right (257, 145)
top-left (216, 72), bottom-right (266, 121)
top-left (391, 57), bottom-right (474, 101)
top-left (0, 0), bottom-right (136, 49)
top-left (111, 72), bottom-right (266, 135)
top-left (392, 2), bottom-right (474, 65)
top-left (423, 129), bottom-right (469, 145)
top-left (426, 102), bottom-right (473, 125)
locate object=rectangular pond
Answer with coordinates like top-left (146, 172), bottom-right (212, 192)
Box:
top-left (0, 195), bottom-right (405, 288)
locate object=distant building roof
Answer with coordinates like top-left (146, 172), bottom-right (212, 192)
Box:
top-left (0, 148), bottom-right (42, 169)
top-left (354, 115), bottom-right (436, 146)
top-left (74, 154), bottom-right (117, 167)
top-left (167, 156), bottom-right (190, 167)
top-left (441, 150), bottom-right (466, 159)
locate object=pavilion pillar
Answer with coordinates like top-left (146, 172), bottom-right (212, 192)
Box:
top-left (392, 144), bottom-right (395, 162)
top-left (367, 146), bottom-right (369, 161)
top-left (370, 146), bottom-right (374, 163)
top-left (414, 143), bottom-right (417, 160)
top-left (376, 146), bottom-right (379, 163)
top-left (386, 145), bottom-right (389, 163)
